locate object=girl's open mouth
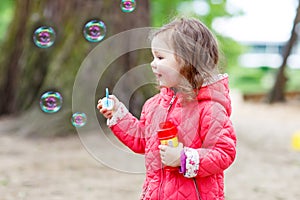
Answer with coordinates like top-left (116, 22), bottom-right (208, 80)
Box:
top-left (154, 73), bottom-right (162, 78)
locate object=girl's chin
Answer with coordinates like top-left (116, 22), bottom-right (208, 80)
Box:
top-left (158, 81), bottom-right (173, 88)
top-left (158, 80), bottom-right (167, 87)
top-left (157, 78), bottom-right (177, 88)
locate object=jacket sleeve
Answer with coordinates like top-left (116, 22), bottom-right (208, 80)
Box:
top-left (183, 101), bottom-right (236, 178)
top-left (109, 100), bottom-right (150, 154)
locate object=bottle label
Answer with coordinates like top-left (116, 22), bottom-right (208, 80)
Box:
top-left (160, 137), bottom-right (178, 147)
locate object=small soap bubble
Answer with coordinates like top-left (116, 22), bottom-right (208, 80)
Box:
top-left (39, 91), bottom-right (63, 113)
top-left (71, 112), bottom-right (87, 128)
top-left (120, 0), bottom-right (136, 13)
top-left (33, 26), bottom-right (56, 48)
top-left (83, 20), bottom-right (106, 42)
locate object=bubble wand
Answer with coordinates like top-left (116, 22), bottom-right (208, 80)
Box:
top-left (106, 88), bottom-right (109, 107)
top-left (102, 87), bottom-right (114, 110)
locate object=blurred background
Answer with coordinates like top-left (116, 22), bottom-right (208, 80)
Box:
top-left (0, 0), bottom-right (299, 199)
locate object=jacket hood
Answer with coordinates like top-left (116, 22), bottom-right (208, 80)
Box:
top-left (197, 74), bottom-right (232, 116)
top-left (160, 74), bottom-right (232, 116)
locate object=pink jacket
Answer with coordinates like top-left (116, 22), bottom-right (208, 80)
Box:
top-left (109, 75), bottom-right (236, 200)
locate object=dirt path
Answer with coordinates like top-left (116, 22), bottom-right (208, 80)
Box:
top-left (0, 134), bottom-right (145, 200)
top-left (227, 93), bottom-right (300, 200)
top-left (1, 92), bottom-right (300, 200)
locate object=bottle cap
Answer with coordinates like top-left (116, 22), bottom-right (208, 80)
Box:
top-left (157, 121), bottom-right (177, 140)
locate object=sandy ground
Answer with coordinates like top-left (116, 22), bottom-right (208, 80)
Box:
top-left (1, 91), bottom-right (300, 200)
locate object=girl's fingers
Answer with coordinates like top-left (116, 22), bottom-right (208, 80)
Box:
top-left (109, 95), bottom-right (117, 103)
top-left (159, 145), bottom-right (167, 160)
top-left (101, 109), bottom-right (113, 119)
top-left (97, 99), bottom-right (103, 109)
top-left (106, 112), bottom-right (112, 119)
top-left (158, 145), bottom-right (167, 151)
top-left (105, 113), bottom-right (112, 119)
top-left (101, 108), bottom-right (108, 113)
top-left (97, 98), bottom-right (113, 119)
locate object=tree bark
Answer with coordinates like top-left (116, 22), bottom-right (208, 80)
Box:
top-left (268, 0), bottom-right (300, 103)
top-left (0, 0), bottom-right (151, 136)
top-left (0, 0), bottom-right (31, 114)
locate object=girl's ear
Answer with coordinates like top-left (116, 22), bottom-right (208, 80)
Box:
top-left (175, 55), bottom-right (185, 68)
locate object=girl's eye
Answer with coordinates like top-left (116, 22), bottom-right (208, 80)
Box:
top-left (157, 56), bottom-right (164, 60)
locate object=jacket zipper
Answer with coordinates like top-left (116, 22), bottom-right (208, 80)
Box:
top-left (193, 178), bottom-right (201, 200)
top-left (159, 93), bottom-right (201, 200)
top-left (158, 164), bottom-right (164, 200)
top-left (167, 94), bottom-right (176, 111)
top-left (159, 94), bottom-right (177, 200)
top-left (164, 94), bottom-right (176, 121)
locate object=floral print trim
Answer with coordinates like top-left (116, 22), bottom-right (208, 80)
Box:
top-left (183, 147), bottom-right (200, 178)
top-left (107, 103), bottom-right (129, 127)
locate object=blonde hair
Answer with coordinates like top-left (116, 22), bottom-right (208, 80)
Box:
top-left (150, 17), bottom-right (220, 102)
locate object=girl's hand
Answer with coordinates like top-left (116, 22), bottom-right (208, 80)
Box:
top-left (97, 95), bottom-right (120, 119)
top-left (159, 143), bottom-right (183, 167)
top-left (97, 99), bottom-right (113, 119)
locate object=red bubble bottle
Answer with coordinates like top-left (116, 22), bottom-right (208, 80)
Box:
top-left (158, 121), bottom-right (179, 147)
top-left (158, 121), bottom-right (179, 171)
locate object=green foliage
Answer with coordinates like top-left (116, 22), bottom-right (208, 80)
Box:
top-left (228, 66), bottom-right (300, 94)
top-left (150, 0), bottom-right (232, 27)
top-left (228, 66), bottom-right (275, 94)
top-left (286, 68), bottom-right (300, 91)
top-left (0, 0), bottom-right (15, 42)
top-left (150, 0), bottom-right (183, 27)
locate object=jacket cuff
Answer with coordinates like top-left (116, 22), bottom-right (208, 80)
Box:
top-left (182, 147), bottom-right (199, 178)
top-left (107, 103), bottom-right (129, 127)
top-left (179, 149), bottom-right (187, 174)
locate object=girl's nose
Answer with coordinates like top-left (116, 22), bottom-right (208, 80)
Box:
top-left (151, 60), bottom-right (157, 69)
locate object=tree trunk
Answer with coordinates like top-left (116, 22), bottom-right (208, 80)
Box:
top-left (0, 0), bottom-right (31, 114)
top-left (0, 0), bottom-right (151, 136)
top-left (268, 0), bottom-right (300, 103)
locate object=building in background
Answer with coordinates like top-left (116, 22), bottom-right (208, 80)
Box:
top-left (238, 41), bottom-right (300, 69)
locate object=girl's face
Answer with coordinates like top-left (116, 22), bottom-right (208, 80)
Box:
top-left (150, 35), bottom-right (182, 88)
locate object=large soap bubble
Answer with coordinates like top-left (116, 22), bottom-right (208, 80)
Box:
top-left (39, 91), bottom-right (63, 113)
top-left (33, 26), bottom-right (56, 48)
top-left (120, 0), bottom-right (136, 13)
top-left (83, 20), bottom-right (106, 42)
top-left (71, 112), bottom-right (87, 128)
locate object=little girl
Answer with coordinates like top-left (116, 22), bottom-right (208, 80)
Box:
top-left (97, 17), bottom-right (236, 200)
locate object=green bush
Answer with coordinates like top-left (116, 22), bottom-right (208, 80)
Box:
top-left (227, 65), bottom-right (300, 94)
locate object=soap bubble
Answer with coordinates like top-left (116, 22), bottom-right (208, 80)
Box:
top-left (33, 26), bottom-right (56, 48)
top-left (71, 112), bottom-right (87, 128)
top-left (39, 91), bottom-right (63, 113)
top-left (120, 0), bottom-right (136, 13)
top-left (83, 20), bottom-right (106, 42)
